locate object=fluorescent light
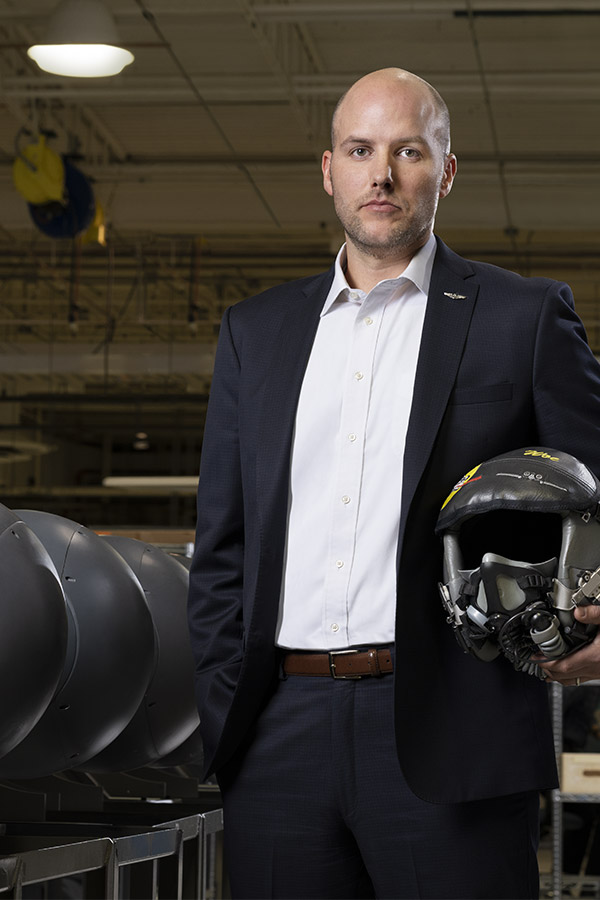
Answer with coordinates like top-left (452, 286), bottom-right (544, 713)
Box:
top-left (102, 476), bottom-right (199, 490)
top-left (27, 0), bottom-right (134, 78)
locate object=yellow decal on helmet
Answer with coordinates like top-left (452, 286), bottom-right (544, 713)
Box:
top-left (441, 464), bottom-right (482, 510)
top-left (523, 450), bottom-right (559, 461)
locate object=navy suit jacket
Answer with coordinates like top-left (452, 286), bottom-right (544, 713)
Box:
top-left (188, 237), bottom-right (600, 803)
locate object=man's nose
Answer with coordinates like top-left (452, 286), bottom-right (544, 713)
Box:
top-left (371, 162), bottom-right (394, 190)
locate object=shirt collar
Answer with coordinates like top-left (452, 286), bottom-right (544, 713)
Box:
top-left (321, 233), bottom-right (437, 317)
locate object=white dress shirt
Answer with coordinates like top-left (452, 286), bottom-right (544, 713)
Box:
top-left (275, 235), bottom-right (437, 650)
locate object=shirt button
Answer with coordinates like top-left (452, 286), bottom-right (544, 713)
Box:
top-left (364, 316), bottom-right (373, 326)
top-left (331, 623), bottom-right (339, 633)
top-left (341, 495), bottom-right (351, 504)
top-left (354, 371), bottom-right (364, 381)
top-left (336, 560), bottom-right (344, 568)
top-left (349, 291), bottom-right (360, 302)
top-left (348, 433), bottom-right (357, 442)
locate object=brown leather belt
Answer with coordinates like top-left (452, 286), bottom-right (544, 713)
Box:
top-left (282, 648), bottom-right (393, 680)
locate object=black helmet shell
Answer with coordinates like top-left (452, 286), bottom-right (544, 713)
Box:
top-left (436, 447), bottom-right (600, 535)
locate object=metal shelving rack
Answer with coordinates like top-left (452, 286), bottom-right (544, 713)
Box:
top-left (550, 681), bottom-right (600, 899)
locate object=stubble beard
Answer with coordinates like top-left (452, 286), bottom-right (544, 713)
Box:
top-left (334, 195), bottom-right (438, 261)
top-left (329, 166), bottom-right (442, 261)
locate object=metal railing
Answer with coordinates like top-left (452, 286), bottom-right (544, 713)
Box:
top-left (0, 808), bottom-right (224, 899)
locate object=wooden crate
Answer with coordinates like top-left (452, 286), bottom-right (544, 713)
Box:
top-left (561, 753), bottom-right (600, 793)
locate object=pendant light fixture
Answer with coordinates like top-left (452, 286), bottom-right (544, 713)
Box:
top-left (28, 0), bottom-right (134, 78)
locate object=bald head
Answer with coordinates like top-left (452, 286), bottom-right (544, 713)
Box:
top-left (331, 68), bottom-right (451, 156)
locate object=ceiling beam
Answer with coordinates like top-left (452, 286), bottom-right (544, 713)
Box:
top-left (3, 1), bottom-right (599, 23)
top-left (3, 70), bottom-right (600, 102)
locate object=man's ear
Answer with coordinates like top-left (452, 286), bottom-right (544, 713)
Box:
top-left (322, 150), bottom-right (333, 197)
top-left (439, 153), bottom-right (457, 199)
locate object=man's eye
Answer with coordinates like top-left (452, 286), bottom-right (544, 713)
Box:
top-left (400, 148), bottom-right (419, 159)
top-left (351, 147), bottom-right (369, 157)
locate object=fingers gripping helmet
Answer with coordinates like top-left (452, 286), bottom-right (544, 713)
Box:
top-left (436, 448), bottom-right (600, 678)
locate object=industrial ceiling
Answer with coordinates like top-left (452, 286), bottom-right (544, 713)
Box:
top-left (0, 0), bottom-right (598, 526)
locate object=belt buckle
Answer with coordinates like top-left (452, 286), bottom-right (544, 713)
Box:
top-left (329, 649), bottom-right (362, 679)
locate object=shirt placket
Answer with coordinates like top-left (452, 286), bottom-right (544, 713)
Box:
top-left (322, 291), bottom-right (386, 646)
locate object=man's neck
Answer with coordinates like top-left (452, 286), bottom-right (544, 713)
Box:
top-left (344, 234), bottom-right (430, 294)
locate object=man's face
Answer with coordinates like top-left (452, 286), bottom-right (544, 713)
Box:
top-left (322, 77), bottom-right (456, 260)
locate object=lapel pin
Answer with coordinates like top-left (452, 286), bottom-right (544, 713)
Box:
top-left (443, 291), bottom-right (467, 300)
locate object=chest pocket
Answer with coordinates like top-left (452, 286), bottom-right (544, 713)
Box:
top-left (450, 382), bottom-right (513, 406)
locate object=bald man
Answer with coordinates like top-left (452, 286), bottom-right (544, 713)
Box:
top-left (188, 69), bottom-right (600, 898)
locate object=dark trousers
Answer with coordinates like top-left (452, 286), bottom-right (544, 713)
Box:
top-left (218, 664), bottom-right (540, 899)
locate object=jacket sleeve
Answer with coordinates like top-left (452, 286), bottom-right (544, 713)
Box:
top-left (187, 306), bottom-right (245, 771)
top-left (532, 280), bottom-right (600, 477)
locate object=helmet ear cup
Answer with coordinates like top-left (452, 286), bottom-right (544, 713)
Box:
top-left (437, 447), bottom-right (600, 677)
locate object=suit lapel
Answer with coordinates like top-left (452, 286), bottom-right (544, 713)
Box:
top-left (255, 269), bottom-right (334, 546)
top-left (400, 240), bottom-right (479, 533)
